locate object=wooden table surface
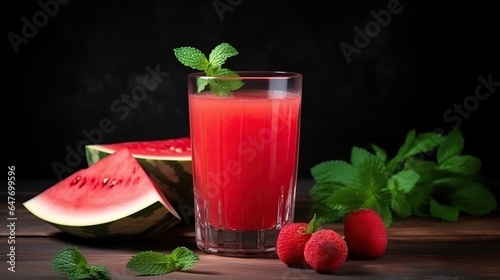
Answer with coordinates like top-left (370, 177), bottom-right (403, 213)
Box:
top-left (2, 179), bottom-right (499, 280)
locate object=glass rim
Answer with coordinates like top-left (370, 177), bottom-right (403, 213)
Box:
top-left (188, 71), bottom-right (302, 80)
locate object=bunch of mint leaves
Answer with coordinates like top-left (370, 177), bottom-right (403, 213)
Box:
top-left (52, 246), bottom-right (199, 279)
top-left (174, 42), bottom-right (243, 96)
top-left (310, 129), bottom-right (497, 227)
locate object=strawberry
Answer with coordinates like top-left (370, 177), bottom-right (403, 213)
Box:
top-left (343, 208), bottom-right (388, 259)
top-left (276, 222), bottom-right (309, 266)
top-left (276, 215), bottom-right (321, 266)
top-left (303, 229), bottom-right (348, 273)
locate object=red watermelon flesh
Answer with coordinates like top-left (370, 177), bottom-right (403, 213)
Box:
top-left (85, 137), bottom-right (194, 225)
top-left (24, 148), bottom-right (180, 227)
top-left (90, 137), bottom-right (191, 160)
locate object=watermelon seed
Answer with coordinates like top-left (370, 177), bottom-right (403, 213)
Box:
top-left (109, 179), bottom-right (118, 188)
top-left (78, 177), bottom-right (87, 188)
top-left (133, 176), bottom-right (140, 185)
top-left (168, 145), bottom-right (187, 153)
top-left (70, 176), bottom-right (81, 186)
top-left (102, 177), bottom-right (109, 185)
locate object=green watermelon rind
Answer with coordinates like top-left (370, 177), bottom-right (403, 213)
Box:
top-left (85, 147), bottom-right (194, 224)
top-left (49, 201), bottom-right (180, 239)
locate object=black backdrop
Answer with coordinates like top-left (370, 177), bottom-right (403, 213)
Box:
top-left (5, 1), bottom-right (499, 196)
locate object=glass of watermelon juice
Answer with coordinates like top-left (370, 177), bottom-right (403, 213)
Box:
top-left (188, 71), bottom-right (302, 256)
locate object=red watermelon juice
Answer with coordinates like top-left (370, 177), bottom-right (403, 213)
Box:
top-left (188, 72), bottom-right (302, 256)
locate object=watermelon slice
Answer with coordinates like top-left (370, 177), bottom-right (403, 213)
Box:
top-left (23, 148), bottom-right (181, 239)
top-left (85, 137), bottom-right (194, 224)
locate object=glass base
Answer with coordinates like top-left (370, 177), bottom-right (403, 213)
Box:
top-left (195, 223), bottom-right (279, 257)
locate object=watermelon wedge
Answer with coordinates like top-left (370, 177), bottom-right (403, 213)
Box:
top-left (23, 148), bottom-right (181, 239)
top-left (85, 137), bottom-right (194, 224)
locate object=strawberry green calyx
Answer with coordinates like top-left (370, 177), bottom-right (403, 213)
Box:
top-left (299, 214), bottom-right (322, 235)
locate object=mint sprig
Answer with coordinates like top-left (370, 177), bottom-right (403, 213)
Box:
top-left (51, 247), bottom-right (110, 280)
top-left (126, 247), bottom-right (199, 276)
top-left (310, 129), bottom-right (498, 227)
top-left (174, 42), bottom-right (243, 96)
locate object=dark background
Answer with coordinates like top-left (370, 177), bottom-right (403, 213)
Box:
top-left (5, 1), bottom-right (499, 196)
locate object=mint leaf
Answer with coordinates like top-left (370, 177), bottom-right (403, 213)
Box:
top-left (51, 247), bottom-right (86, 275)
top-left (89, 266), bottom-right (111, 280)
top-left (310, 182), bottom-right (341, 203)
top-left (309, 182), bottom-right (345, 223)
top-left (437, 155), bottom-right (481, 176)
top-left (208, 42), bottom-right (239, 69)
top-left (326, 187), bottom-right (366, 210)
top-left (390, 188), bottom-right (413, 218)
top-left (437, 129), bottom-right (464, 164)
top-left (318, 155), bottom-right (393, 225)
top-left (404, 159), bottom-right (437, 178)
top-left (407, 182), bottom-right (434, 217)
top-left (174, 42), bottom-right (243, 96)
top-left (403, 132), bottom-right (444, 158)
top-left (204, 68), bottom-right (245, 96)
top-left (126, 248), bottom-right (199, 276)
top-left (388, 130), bottom-right (444, 171)
top-left (169, 247), bottom-right (200, 271)
top-left (213, 67), bottom-right (239, 77)
top-left (69, 270), bottom-right (93, 280)
top-left (370, 143), bottom-right (388, 162)
top-left (351, 146), bottom-right (372, 167)
top-left (126, 251), bottom-right (173, 276)
top-left (310, 200), bottom-right (345, 223)
top-left (324, 182), bottom-right (393, 226)
top-left (326, 187), bottom-right (366, 218)
top-left (389, 129), bottom-right (416, 167)
top-left (357, 155), bottom-right (388, 192)
top-left (387, 170), bottom-right (420, 194)
top-left (211, 68), bottom-right (244, 94)
top-left (310, 160), bottom-right (359, 186)
top-left (431, 175), bottom-right (476, 188)
top-left (429, 199), bottom-right (459, 222)
top-left (173, 47), bottom-right (209, 71)
top-left (388, 170), bottom-right (418, 218)
top-left (51, 247), bottom-right (110, 280)
top-left (196, 78), bottom-right (210, 92)
top-left (452, 183), bottom-right (497, 215)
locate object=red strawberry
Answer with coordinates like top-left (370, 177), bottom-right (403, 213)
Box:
top-left (303, 229), bottom-right (348, 273)
top-left (276, 222), bottom-right (310, 266)
top-left (276, 215), bottom-right (321, 266)
top-left (343, 208), bottom-right (388, 259)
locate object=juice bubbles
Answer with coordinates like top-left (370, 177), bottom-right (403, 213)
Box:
top-left (188, 72), bottom-right (302, 256)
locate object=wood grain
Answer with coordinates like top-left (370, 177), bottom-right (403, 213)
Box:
top-left (1, 180), bottom-right (499, 279)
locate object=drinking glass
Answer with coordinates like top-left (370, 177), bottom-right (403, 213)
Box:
top-left (187, 71), bottom-right (302, 256)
